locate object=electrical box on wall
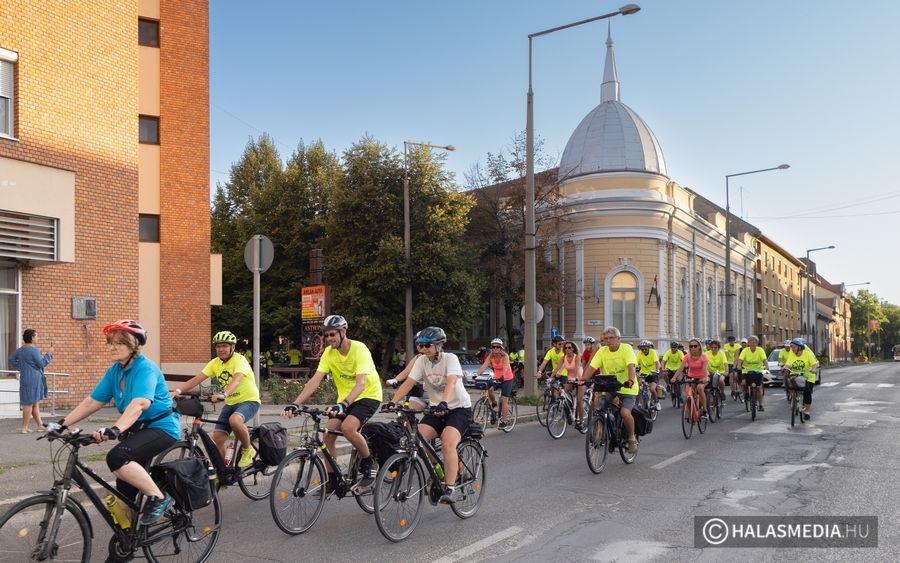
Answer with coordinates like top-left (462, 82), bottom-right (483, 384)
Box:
top-left (72, 297), bottom-right (97, 320)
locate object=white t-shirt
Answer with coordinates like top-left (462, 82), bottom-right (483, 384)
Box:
top-left (409, 352), bottom-right (471, 409)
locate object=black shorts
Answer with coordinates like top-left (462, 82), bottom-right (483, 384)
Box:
top-left (408, 382), bottom-right (425, 398)
top-left (107, 428), bottom-right (176, 500)
top-left (491, 379), bottom-right (515, 397)
top-left (346, 398), bottom-right (380, 425)
top-left (642, 373), bottom-right (659, 384)
top-left (740, 372), bottom-right (763, 387)
top-left (421, 407), bottom-right (473, 437)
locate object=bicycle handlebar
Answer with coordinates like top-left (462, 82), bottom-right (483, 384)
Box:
top-left (40, 428), bottom-right (99, 447)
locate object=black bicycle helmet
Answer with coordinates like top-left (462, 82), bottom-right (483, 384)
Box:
top-left (552, 335), bottom-right (564, 343)
top-left (416, 326), bottom-right (447, 344)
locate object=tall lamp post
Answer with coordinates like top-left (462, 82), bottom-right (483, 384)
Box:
top-left (723, 164), bottom-right (789, 339)
top-left (842, 281), bottom-right (870, 362)
top-left (403, 140), bottom-right (455, 357)
top-left (524, 4), bottom-right (641, 390)
top-left (802, 245), bottom-right (835, 355)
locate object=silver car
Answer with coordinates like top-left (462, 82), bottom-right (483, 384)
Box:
top-left (445, 351), bottom-right (483, 388)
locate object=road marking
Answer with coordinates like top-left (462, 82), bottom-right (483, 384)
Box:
top-left (651, 450), bottom-right (696, 469)
top-left (820, 382), bottom-right (839, 387)
top-left (877, 383), bottom-right (895, 388)
top-left (847, 383), bottom-right (867, 388)
top-left (433, 526), bottom-right (523, 563)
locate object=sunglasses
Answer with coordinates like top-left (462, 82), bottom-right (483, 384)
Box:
top-left (491, 345), bottom-right (502, 349)
top-left (416, 343), bottom-right (433, 349)
top-left (689, 344), bottom-right (700, 348)
top-left (564, 346), bottom-right (574, 350)
top-left (323, 331), bottom-right (338, 338)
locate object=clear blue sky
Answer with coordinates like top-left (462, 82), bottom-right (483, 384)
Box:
top-left (210, 0), bottom-right (900, 305)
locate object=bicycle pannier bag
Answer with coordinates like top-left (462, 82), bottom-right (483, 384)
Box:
top-left (360, 421), bottom-right (406, 465)
top-left (256, 422), bottom-right (288, 466)
top-left (174, 395), bottom-right (204, 418)
top-left (159, 458), bottom-right (212, 511)
top-left (632, 405), bottom-right (654, 436)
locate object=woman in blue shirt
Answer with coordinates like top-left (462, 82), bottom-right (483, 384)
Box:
top-left (49, 320), bottom-right (179, 525)
top-left (8, 328), bottom-right (53, 433)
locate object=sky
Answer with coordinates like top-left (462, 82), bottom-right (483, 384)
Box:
top-left (210, 0), bottom-right (900, 305)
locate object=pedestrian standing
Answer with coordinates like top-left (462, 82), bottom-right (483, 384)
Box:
top-left (8, 328), bottom-right (53, 433)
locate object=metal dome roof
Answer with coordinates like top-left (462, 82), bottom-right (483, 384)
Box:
top-left (558, 30), bottom-right (667, 182)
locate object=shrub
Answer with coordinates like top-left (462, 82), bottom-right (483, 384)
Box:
top-left (262, 376), bottom-right (337, 405)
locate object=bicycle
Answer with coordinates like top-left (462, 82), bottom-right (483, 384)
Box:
top-left (705, 372), bottom-right (725, 422)
top-left (267, 405), bottom-right (376, 535)
top-left (373, 403), bottom-right (487, 542)
top-left (679, 377), bottom-right (708, 439)
top-left (785, 372), bottom-right (807, 427)
top-left (742, 371), bottom-right (762, 422)
top-left (0, 428), bottom-right (221, 562)
top-left (472, 380), bottom-right (518, 432)
top-left (546, 379), bottom-right (589, 438)
top-left (636, 375), bottom-right (660, 422)
top-left (585, 376), bottom-right (637, 473)
top-left (669, 373), bottom-right (683, 410)
top-left (729, 368), bottom-right (744, 403)
top-left (535, 373), bottom-right (553, 427)
top-left (158, 395), bottom-right (277, 501)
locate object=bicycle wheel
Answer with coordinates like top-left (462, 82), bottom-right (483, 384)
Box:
top-left (750, 385), bottom-right (757, 422)
top-left (579, 389), bottom-right (593, 433)
top-left (697, 403), bottom-right (708, 434)
top-left (269, 449), bottom-right (327, 535)
top-left (155, 441), bottom-right (204, 464)
top-left (0, 495), bottom-right (91, 563)
top-left (472, 397), bottom-right (493, 430)
top-left (790, 391), bottom-right (797, 427)
top-left (585, 411), bottom-right (608, 474)
top-left (238, 432), bottom-right (277, 500)
top-left (713, 390), bottom-right (722, 421)
top-left (681, 399), bottom-right (694, 439)
top-left (618, 424), bottom-right (637, 464)
top-left (451, 439), bottom-right (486, 519)
top-left (536, 390), bottom-right (550, 427)
top-left (373, 453), bottom-right (426, 542)
top-left (546, 401), bottom-right (567, 439)
top-left (671, 382), bottom-right (679, 408)
top-left (349, 450), bottom-right (375, 514)
top-left (501, 396), bottom-right (518, 432)
top-left (144, 490), bottom-right (221, 563)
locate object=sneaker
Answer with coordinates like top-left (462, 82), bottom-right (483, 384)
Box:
top-left (140, 493), bottom-right (174, 525)
top-left (573, 421), bottom-right (583, 431)
top-left (356, 458), bottom-right (377, 490)
top-left (237, 447), bottom-right (255, 469)
top-left (439, 486), bottom-right (462, 504)
top-left (803, 412), bottom-right (811, 421)
top-left (498, 420), bottom-right (507, 429)
top-left (627, 439), bottom-right (638, 454)
top-left (700, 410), bottom-right (709, 420)
top-left (757, 404), bottom-right (764, 412)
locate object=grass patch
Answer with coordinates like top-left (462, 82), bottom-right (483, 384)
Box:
top-left (80, 452), bottom-right (109, 462)
top-left (515, 394), bottom-right (541, 406)
top-left (0, 461), bottom-right (39, 476)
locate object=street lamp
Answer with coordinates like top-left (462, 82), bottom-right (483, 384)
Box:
top-left (802, 244), bottom-right (835, 355)
top-left (723, 164), bottom-right (789, 339)
top-left (403, 140), bottom-right (455, 357)
top-left (524, 4), bottom-right (640, 391)
top-left (842, 281), bottom-right (870, 362)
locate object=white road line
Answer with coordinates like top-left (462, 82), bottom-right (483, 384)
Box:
top-left (877, 383), bottom-right (895, 388)
top-left (433, 526), bottom-right (523, 563)
top-left (820, 382), bottom-right (839, 387)
top-left (847, 383), bottom-right (867, 388)
top-left (651, 450), bottom-right (696, 470)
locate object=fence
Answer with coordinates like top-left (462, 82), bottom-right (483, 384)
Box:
top-left (0, 369), bottom-right (71, 416)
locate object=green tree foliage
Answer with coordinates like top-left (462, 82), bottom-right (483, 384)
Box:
top-left (849, 289), bottom-right (890, 359)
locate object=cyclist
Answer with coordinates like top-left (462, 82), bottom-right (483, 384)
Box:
top-left (636, 340), bottom-right (662, 410)
top-left (537, 335), bottom-right (566, 378)
top-left (48, 320), bottom-right (179, 525)
top-left (386, 331), bottom-right (428, 411)
top-left (551, 340), bottom-right (585, 429)
top-left (706, 339), bottom-right (728, 397)
top-left (782, 338), bottom-right (819, 420)
top-left (661, 340), bottom-right (684, 392)
top-left (174, 330), bottom-right (261, 469)
top-left (474, 337), bottom-right (515, 428)
top-left (672, 338), bottom-right (710, 418)
top-left (387, 326), bottom-right (472, 504)
top-left (582, 336), bottom-right (598, 367)
top-left (583, 326), bottom-right (639, 454)
top-left (779, 339), bottom-right (791, 392)
top-left (283, 315), bottom-right (382, 490)
top-left (735, 335), bottom-right (766, 412)
top-left (723, 335), bottom-right (741, 399)
top-left (703, 338), bottom-right (713, 353)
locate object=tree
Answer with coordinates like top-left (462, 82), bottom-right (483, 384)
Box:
top-left (849, 289), bottom-right (888, 359)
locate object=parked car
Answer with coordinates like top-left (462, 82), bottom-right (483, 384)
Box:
top-left (446, 351), bottom-right (483, 388)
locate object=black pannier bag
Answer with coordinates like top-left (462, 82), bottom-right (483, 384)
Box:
top-left (360, 421), bottom-right (406, 465)
top-left (156, 457), bottom-right (212, 511)
top-left (631, 405), bottom-right (654, 436)
top-left (256, 422), bottom-right (288, 466)
top-left (174, 395), bottom-right (204, 418)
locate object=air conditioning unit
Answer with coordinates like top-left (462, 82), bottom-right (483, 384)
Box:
top-left (72, 297), bottom-right (97, 320)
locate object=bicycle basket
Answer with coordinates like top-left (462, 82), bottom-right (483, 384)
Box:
top-left (592, 376), bottom-right (622, 393)
top-left (174, 396), bottom-right (204, 418)
top-left (788, 375), bottom-right (806, 389)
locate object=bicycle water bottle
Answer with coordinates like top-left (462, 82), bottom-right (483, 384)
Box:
top-left (105, 494), bottom-right (132, 529)
top-left (224, 441), bottom-right (235, 466)
top-left (434, 462), bottom-right (445, 480)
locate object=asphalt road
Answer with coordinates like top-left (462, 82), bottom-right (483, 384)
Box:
top-left (2, 363), bottom-right (898, 562)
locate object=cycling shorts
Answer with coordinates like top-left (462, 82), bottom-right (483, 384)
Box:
top-left (740, 371), bottom-right (763, 387)
top-left (421, 407), bottom-right (473, 437)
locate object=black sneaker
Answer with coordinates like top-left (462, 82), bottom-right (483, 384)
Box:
top-left (356, 458), bottom-right (377, 490)
top-left (498, 420), bottom-right (507, 429)
top-left (757, 404), bottom-right (764, 412)
top-left (439, 486), bottom-right (462, 504)
top-left (803, 412), bottom-right (811, 421)
top-left (140, 493), bottom-right (174, 525)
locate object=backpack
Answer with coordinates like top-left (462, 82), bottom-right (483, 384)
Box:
top-left (256, 422), bottom-right (288, 466)
top-left (632, 405), bottom-right (654, 436)
top-left (156, 457), bottom-right (212, 511)
top-left (360, 422), bottom-right (406, 466)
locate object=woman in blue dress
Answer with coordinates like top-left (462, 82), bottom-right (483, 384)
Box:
top-left (8, 328), bottom-right (53, 433)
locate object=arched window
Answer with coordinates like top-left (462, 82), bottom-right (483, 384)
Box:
top-left (609, 271), bottom-right (638, 336)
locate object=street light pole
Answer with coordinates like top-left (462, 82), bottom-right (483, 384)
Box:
top-left (524, 4), bottom-right (640, 391)
top-left (802, 245), bottom-right (835, 355)
top-left (842, 281), bottom-right (870, 362)
top-left (723, 164), bottom-right (789, 339)
top-left (403, 140), bottom-right (455, 358)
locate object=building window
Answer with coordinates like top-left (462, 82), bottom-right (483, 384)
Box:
top-left (139, 115), bottom-right (159, 144)
top-left (679, 276), bottom-right (688, 338)
top-left (610, 271), bottom-right (637, 337)
top-left (706, 284), bottom-right (714, 337)
top-left (139, 214), bottom-right (160, 242)
top-left (0, 53), bottom-right (15, 138)
top-left (139, 18), bottom-right (160, 47)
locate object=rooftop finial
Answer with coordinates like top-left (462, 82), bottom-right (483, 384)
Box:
top-left (600, 22), bottom-right (619, 103)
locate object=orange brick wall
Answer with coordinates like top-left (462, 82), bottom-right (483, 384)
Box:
top-left (0, 1), bottom-right (211, 405)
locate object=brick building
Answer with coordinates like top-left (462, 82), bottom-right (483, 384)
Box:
top-left (1, 0), bottom-right (219, 410)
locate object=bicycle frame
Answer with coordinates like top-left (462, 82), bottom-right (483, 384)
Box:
top-left (290, 407), bottom-right (362, 497)
top-left (174, 400), bottom-right (254, 487)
